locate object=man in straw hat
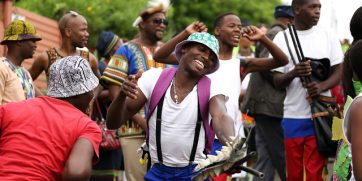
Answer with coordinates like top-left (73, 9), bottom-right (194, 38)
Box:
top-left (0, 20), bottom-right (41, 104)
top-left (107, 32), bottom-right (235, 180)
top-left (0, 56), bottom-right (101, 180)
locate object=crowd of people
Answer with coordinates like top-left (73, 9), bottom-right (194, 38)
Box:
top-left (0, 0), bottom-right (362, 180)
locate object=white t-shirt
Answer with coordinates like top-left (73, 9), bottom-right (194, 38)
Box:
top-left (207, 58), bottom-right (244, 137)
top-left (138, 68), bottom-right (222, 167)
top-left (272, 26), bottom-right (343, 118)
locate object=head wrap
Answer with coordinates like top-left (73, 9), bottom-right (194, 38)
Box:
top-left (47, 56), bottom-right (99, 98)
top-left (174, 32), bottom-right (220, 74)
top-left (96, 31), bottom-right (119, 57)
top-left (1, 20), bottom-right (41, 45)
top-left (132, 0), bottom-right (170, 28)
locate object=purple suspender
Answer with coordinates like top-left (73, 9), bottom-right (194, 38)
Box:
top-left (146, 68), bottom-right (215, 154)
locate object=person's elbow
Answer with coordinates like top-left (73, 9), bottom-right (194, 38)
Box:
top-left (276, 55), bottom-right (288, 67)
top-left (273, 72), bottom-right (287, 89)
top-left (62, 163), bottom-right (92, 181)
top-left (153, 52), bottom-right (164, 63)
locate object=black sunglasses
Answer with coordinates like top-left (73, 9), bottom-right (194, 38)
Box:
top-left (152, 19), bottom-right (168, 26)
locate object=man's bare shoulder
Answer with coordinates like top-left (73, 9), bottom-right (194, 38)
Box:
top-left (33, 51), bottom-right (50, 66)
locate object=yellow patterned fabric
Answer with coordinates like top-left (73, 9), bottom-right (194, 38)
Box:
top-left (1, 20), bottom-right (41, 44)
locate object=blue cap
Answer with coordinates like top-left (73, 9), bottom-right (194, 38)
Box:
top-left (274, 5), bottom-right (294, 18)
top-left (96, 31), bottom-right (119, 57)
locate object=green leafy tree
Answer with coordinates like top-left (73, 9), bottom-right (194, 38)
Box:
top-left (15, 0), bottom-right (281, 47)
top-left (169, 0), bottom-right (281, 34)
top-left (15, 0), bottom-right (147, 47)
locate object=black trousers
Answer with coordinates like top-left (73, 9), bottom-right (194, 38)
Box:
top-left (253, 114), bottom-right (286, 181)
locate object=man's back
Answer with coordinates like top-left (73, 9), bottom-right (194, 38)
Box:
top-left (0, 96), bottom-right (101, 180)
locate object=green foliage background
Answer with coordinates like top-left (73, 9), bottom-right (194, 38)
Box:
top-left (15, 0), bottom-right (282, 48)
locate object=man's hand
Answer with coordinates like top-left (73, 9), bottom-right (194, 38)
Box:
top-left (241, 26), bottom-right (264, 41)
top-left (306, 82), bottom-right (323, 97)
top-left (120, 71), bottom-right (143, 99)
top-left (185, 21), bottom-right (207, 35)
top-left (292, 60), bottom-right (312, 78)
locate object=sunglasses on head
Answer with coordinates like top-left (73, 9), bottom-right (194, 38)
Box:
top-left (152, 19), bottom-right (168, 26)
top-left (68, 10), bottom-right (79, 16)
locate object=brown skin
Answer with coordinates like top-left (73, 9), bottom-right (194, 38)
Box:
top-left (153, 21), bottom-right (208, 64)
top-left (215, 15), bottom-right (288, 79)
top-left (273, 0), bottom-right (342, 97)
top-left (29, 15), bottom-right (100, 81)
top-left (137, 12), bottom-right (167, 47)
top-left (293, 0), bottom-right (321, 30)
top-left (154, 17), bottom-right (288, 81)
top-left (106, 12), bottom-right (169, 130)
top-left (215, 15), bottom-right (243, 60)
top-left (348, 97), bottom-right (362, 180)
top-left (6, 39), bottom-right (38, 66)
top-left (62, 91), bottom-right (95, 114)
top-left (61, 138), bottom-right (94, 181)
top-left (107, 43), bottom-right (235, 145)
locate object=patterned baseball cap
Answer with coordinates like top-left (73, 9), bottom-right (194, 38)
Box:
top-left (175, 32), bottom-right (219, 74)
top-left (47, 56), bottom-right (99, 98)
top-left (1, 20), bottom-right (41, 45)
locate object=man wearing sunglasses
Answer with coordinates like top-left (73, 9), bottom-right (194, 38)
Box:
top-left (101, 1), bottom-right (171, 180)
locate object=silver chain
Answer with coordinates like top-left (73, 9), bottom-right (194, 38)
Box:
top-left (172, 78), bottom-right (179, 104)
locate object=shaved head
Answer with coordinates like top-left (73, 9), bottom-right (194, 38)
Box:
top-left (58, 12), bottom-right (86, 35)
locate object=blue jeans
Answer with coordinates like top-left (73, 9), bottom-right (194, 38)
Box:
top-left (144, 163), bottom-right (202, 181)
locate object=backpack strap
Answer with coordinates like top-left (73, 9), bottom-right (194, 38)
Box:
top-left (146, 68), bottom-right (177, 120)
top-left (146, 68), bottom-right (176, 147)
top-left (197, 76), bottom-right (214, 154)
top-left (146, 67), bottom-right (214, 155)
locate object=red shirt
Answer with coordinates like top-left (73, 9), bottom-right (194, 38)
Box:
top-left (0, 96), bottom-right (101, 180)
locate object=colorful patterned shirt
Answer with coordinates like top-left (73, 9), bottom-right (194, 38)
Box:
top-left (101, 40), bottom-right (168, 137)
top-left (0, 58), bottom-right (34, 104)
